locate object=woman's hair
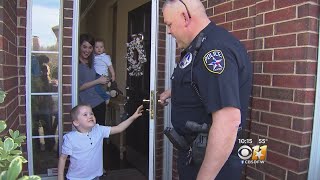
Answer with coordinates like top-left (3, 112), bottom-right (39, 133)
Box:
top-left (79, 33), bottom-right (95, 68)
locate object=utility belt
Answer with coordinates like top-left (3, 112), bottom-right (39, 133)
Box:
top-left (164, 121), bottom-right (243, 166)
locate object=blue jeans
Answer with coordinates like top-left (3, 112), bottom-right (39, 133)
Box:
top-left (95, 74), bottom-right (110, 100)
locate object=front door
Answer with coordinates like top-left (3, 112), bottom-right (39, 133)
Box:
top-left (125, 1), bottom-right (152, 177)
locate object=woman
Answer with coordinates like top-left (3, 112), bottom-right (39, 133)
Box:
top-left (78, 34), bottom-right (109, 125)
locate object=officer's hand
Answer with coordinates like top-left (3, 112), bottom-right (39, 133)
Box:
top-left (159, 89), bottom-right (171, 106)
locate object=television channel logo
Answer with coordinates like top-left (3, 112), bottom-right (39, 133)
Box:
top-left (238, 145), bottom-right (267, 164)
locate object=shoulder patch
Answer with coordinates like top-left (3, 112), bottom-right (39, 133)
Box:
top-left (203, 50), bottom-right (225, 74)
top-left (179, 52), bottom-right (192, 69)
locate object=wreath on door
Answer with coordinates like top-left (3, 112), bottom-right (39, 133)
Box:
top-left (125, 33), bottom-right (147, 76)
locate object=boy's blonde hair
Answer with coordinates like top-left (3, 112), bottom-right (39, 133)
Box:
top-left (70, 104), bottom-right (91, 121)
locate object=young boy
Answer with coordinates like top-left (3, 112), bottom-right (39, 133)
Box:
top-left (58, 104), bottom-right (143, 180)
top-left (93, 39), bottom-right (116, 102)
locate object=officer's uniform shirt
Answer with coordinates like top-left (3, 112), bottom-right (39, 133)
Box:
top-left (171, 22), bottom-right (252, 136)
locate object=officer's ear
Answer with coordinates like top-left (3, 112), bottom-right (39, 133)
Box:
top-left (182, 11), bottom-right (191, 27)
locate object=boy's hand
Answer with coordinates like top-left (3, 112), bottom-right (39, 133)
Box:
top-left (132, 105), bottom-right (144, 119)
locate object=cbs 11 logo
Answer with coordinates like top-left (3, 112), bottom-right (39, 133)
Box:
top-left (238, 145), bottom-right (267, 161)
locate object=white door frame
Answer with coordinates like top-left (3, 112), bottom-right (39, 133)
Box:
top-left (149, 0), bottom-right (159, 179)
top-left (71, 0), bottom-right (159, 179)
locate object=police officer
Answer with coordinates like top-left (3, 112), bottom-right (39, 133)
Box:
top-left (160, 0), bottom-right (252, 179)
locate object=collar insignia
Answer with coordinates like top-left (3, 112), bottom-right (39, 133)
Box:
top-left (203, 50), bottom-right (225, 74)
top-left (179, 52), bottom-right (193, 69)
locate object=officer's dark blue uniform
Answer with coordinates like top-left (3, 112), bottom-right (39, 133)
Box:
top-left (171, 22), bottom-right (252, 180)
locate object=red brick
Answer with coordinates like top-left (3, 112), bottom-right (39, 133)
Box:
top-left (63, 1), bottom-right (73, 9)
top-left (269, 126), bottom-right (311, 145)
top-left (267, 139), bottom-right (289, 155)
top-left (263, 62), bottom-right (294, 74)
top-left (297, 32), bottom-right (318, 46)
top-left (296, 60), bottom-right (317, 75)
top-left (256, 162), bottom-right (286, 179)
top-left (208, 0), bottom-right (228, 7)
top-left (265, 7), bottom-right (296, 24)
top-left (63, 9), bottom-right (73, 18)
top-left (233, 17), bottom-right (255, 30)
top-left (273, 75), bottom-right (315, 88)
top-left (274, 47), bottom-right (317, 61)
top-left (271, 101), bottom-right (314, 117)
top-left (233, 0), bottom-right (256, 9)
top-left (294, 90), bottom-right (315, 103)
top-left (214, 1), bottom-right (232, 15)
top-left (251, 98), bottom-right (270, 111)
top-left (292, 118), bottom-right (313, 132)
top-left (226, 8), bottom-right (248, 21)
top-left (254, 14), bottom-right (264, 26)
top-left (265, 175), bottom-right (279, 180)
top-left (251, 121), bottom-right (268, 136)
top-left (252, 62), bottom-right (262, 73)
top-left (232, 29), bottom-right (248, 40)
top-left (265, 34), bottom-right (296, 48)
top-left (262, 87), bottom-right (293, 101)
top-left (261, 112), bottom-right (292, 128)
top-left (255, 0), bottom-right (274, 14)
top-left (298, 3), bottom-right (319, 18)
top-left (290, 145), bottom-right (310, 159)
top-left (253, 74), bottom-right (271, 86)
top-left (254, 25), bottom-right (274, 38)
top-left (249, 109), bottom-right (261, 122)
top-left (275, 0), bottom-right (313, 9)
top-left (210, 14), bottom-right (226, 24)
top-left (218, 22), bottom-right (232, 31)
top-left (242, 39), bottom-right (263, 50)
top-left (18, 0), bottom-right (26, 8)
top-left (251, 50), bottom-right (273, 61)
top-left (287, 171), bottom-right (308, 180)
top-left (206, 8), bottom-right (213, 17)
top-left (245, 166), bottom-right (264, 180)
top-left (268, 151), bottom-right (309, 172)
top-left (275, 18), bottom-right (318, 35)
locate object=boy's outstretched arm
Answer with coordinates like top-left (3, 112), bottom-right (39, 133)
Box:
top-left (58, 154), bottom-right (68, 180)
top-left (110, 105), bottom-right (143, 135)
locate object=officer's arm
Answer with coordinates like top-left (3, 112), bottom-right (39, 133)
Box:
top-left (197, 107), bottom-right (240, 180)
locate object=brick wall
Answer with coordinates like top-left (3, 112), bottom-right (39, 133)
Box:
top-left (156, 1), bottom-right (166, 179)
top-left (62, 0), bottom-right (73, 131)
top-left (0, 0), bottom-right (20, 130)
top-left (0, 0), bottom-right (26, 170)
top-left (205, 0), bottom-right (319, 179)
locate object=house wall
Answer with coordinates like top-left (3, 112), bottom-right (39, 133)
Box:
top-left (0, 0), bottom-right (24, 152)
top-left (165, 0), bottom-right (319, 179)
top-left (61, 0), bottom-right (74, 132)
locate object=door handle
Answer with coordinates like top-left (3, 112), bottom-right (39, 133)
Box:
top-left (143, 99), bottom-right (150, 103)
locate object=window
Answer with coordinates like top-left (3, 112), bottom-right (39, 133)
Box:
top-left (27, 0), bottom-right (62, 177)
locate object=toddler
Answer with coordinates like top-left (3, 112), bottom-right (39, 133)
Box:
top-left (93, 39), bottom-right (116, 102)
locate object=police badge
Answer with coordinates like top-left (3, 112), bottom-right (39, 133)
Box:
top-left (203, 49), bottom-right (225, 74)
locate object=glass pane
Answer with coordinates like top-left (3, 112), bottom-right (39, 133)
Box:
top-left (32, 0), bottom-right (60, 51)
top-left (32, 138), bottom-right (59, 176)
top-left (32, 95), bottom-right (59, 138)
top-left (31, 53), bottom-right (59, 93)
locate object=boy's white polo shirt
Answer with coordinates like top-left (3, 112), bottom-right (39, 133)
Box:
top-left (62, 124), bottom-right (111, 180)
